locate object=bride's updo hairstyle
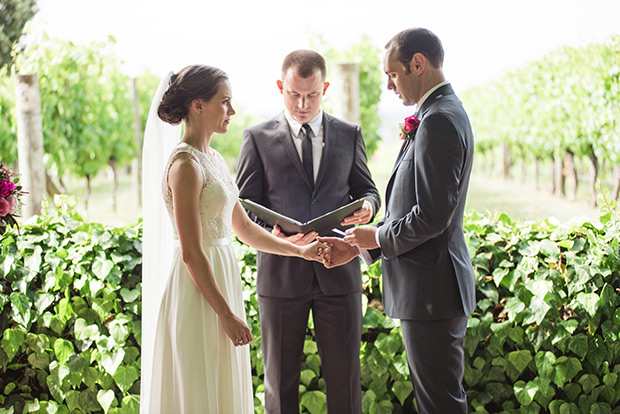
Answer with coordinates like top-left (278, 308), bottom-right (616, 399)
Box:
top-left (158, 65), bottom-right (228, 125)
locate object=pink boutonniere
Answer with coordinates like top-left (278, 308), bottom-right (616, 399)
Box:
top-left (398, 115), bottom-right (420, 152)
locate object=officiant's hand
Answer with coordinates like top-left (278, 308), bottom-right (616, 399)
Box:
top-left (272, 225), bottom-right (318, 246)
top-left (221, 312), bottom-right (253, 347)
top-left (340, 200), bottom-right (373, 226)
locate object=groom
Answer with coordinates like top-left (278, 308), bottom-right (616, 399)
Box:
top-left (236, 49), bottom-right (380, 413)
top-left (320, 28), bottom-right (475, 413)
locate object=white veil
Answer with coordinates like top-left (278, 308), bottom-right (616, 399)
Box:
top-left (140, 72), bottom-right (181, 412)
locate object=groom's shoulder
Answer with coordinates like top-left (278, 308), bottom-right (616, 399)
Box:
top-left (324, 112), bottom-right (360, 133)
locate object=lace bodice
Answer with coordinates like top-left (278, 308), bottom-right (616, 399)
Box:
top-left (162, 143), bottom-right (239, 241)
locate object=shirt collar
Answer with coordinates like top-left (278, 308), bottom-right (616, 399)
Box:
top-left (284, 109), bottom-right (323, 137)
top-left (417, 80), bottom-right (449, 111)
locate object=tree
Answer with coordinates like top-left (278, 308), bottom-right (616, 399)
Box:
top-left (0, 0), bottom-right (37, 72)
top-left (313, 35), bottom-right (383, 156)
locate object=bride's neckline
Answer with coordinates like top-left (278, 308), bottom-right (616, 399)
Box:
top-left (179, 142), bottom-right (216, 157)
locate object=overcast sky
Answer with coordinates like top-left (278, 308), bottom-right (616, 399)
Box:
top-left (30, 0), bottom-right (620, 122)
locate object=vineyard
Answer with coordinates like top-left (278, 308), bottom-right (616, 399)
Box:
top-left (462, 35), bottom-right (620, 207)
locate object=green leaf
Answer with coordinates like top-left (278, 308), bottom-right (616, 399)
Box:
top-left (10, 292), bottom-right (31, 327)
top-left (113, 365), bottom-right (139, 394)
top-left (552, 357), bottom-right (582, 389)
top-left (33, 292), bottom-right (55, 316)
top-left (375, 332), bottom-right (401, 360)
top-left (101, 349), bottom-right (125, 376)
top-left (363, 307), bottom-right (385, 329)
top-left (374, 400), bottom-right (394, 414)
top-left (568, 334), bottom-right (588, 359)
top-left (514, 380), bottom-right (537, 406)
top-left (535, 351), bottom-right (556, 377)
top-left (119, 287), bottom-right (140, 303)
top-left (392, 380), bottom-right (413, 406)
top-left (53, 338), bottom-right (74, 364)
top-left (578, 373), bottom-right (600, 394)
top-left (300, 369), bottom-right (316, 387)
top-left (92, 257), bottom-right (114, 280)
top-left (575, 292), bottom-right (600, 318)
top-left (2, 328), bottom-right (26, 361)
top-left (508, 350), bottom-right (532, 377)
top-left (74, 318), bottom-right (100, 342)
top-left (97, 389), bottom-right (116, 414)
top-left (300, 390), bottom-right (326, 414)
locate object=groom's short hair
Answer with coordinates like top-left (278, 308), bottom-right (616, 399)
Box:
top-left (386, 28), bottom-right (444, 71)
top-left (281, 50), bottom-right (327, 81)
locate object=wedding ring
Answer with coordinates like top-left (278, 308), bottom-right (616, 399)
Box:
top-left (236, 339), bottom-right (243, 343)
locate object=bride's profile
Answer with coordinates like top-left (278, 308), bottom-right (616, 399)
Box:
top-left (140, 65), bottom-right (328, 413)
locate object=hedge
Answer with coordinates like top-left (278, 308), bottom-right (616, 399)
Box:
top-left (1, 200), bottom-right (619, 413)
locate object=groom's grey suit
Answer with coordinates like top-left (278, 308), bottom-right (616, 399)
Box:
top-left (236, 111), bottom-right (380, 413)
top-left (369, 83), bottom-right (475, 413)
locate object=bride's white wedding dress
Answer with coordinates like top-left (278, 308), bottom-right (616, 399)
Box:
top-left (147, 142), bottom-right (253, 413)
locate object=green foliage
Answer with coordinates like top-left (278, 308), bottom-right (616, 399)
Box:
top-left (0, 198), bottom-right (141, 413)
top-left (313, 35), bottom-right (383, 157)
top-left (0, 65), bottom-right (17, 167)
top-left (2, 201), bottom-right (620, 413)
top-left (11, 35), bottom-right (136, 180)
top-left (0, 0), bottom-right (37, 72)
top-left (463, 35), bottom-right (620, 167)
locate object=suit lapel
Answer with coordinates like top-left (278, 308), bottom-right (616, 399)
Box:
top-left (274, 112), bottom-right (314, 191)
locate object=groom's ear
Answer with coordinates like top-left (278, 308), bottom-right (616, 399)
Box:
top-left (410, 53), bottom-right (425, 74)
top-left (276, 80), bottom-right (284, 94)
top-left (322, 82), bottom-right (330, 95)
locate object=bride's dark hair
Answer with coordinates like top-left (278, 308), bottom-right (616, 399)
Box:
top-left (158, 65), bottom-right (228, 125)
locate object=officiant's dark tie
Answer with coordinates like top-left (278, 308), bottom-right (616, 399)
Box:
top-left (302, 124), bottom-right (314, 188)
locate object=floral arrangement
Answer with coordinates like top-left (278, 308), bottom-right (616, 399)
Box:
top-left (0, 164), bottom-right (24, 234)
top-left (399, 114), bottom-right (421, 141)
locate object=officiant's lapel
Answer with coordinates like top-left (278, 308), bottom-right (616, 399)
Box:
top-left (274, 113), bottom-right (314, 191)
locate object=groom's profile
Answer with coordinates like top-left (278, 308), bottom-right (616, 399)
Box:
top-left (236, 49), bottom-right (380, 413)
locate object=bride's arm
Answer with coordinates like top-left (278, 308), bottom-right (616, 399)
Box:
top-left (232, 201), bottom-right (326, 262)
top-left (169, 154), bottom-right (251, 346)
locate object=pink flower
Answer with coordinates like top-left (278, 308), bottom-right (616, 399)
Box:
top-left (403, 115), bottom-right (420, 133)
top-left (0, 179), bottom-right (15, 197)
top-left (0, 198), bottom-right (10, 217)
top-left (7, 195), bottom-right (18, 214)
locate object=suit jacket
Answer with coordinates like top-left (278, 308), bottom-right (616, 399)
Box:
top-left (371, 84), bottom-right (476, 320)
top-left (236, 111), bottom-right (381, 298)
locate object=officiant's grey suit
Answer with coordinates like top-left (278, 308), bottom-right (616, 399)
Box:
top-left (236, 111), bottom-right (380, 413)
top-left (369, 83), bottom-right (475, 413)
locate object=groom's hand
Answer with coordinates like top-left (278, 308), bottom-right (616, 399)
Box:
top-left (343, 226), bottom-right (379, 250)
top-left (272, 225), bottom-right (317, 246)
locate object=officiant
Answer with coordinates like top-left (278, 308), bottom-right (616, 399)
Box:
top-left (236, 49), bottom-right (380, 413)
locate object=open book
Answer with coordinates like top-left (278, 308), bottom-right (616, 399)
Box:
top-left (239, 198), bottom-right (365, 236)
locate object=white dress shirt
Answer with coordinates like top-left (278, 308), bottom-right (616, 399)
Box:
top-left (284, 109), bottom-right (324, 183)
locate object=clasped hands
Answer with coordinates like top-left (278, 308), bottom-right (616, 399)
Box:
top-left (272, 201), bottom-right (378, 268)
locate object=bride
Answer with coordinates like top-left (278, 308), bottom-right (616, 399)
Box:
top-left (141, 65), bottom-right (329, 413)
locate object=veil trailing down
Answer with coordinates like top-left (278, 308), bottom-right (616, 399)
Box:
top-left (140, 72), bottom-right (180, 412)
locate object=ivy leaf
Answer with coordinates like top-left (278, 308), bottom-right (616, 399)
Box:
top-left (33, 292), bottom-right (55, 316)
top-left (97, 389), bottom-right (116, 414)
top-left (74, 318), bottom-right (100, 342)
top-left (300, 369), bottom-right (316, 387)
top-left (300, 390), bottom-right (327, 414)
top-left (101, 349), bottom-right (125, 376)
top-left (392, 380), bottom-right (413, 406)
top-left (1, 327), bottom-right (26, 361)
top-left (374, 400), bottom-right (394, 414)
top-left (375, 332), bottom-right (401, 360)
top-left (508, 350), bottom-right (533, 377)
top-left (24, 245), bottom-right (43, 272)
top-left (534, 351), bottom-right (556, 377)
top-left (552, 356), bottom-right (582, 389)
top-left (119, 287), bottom-right (140, 303)
top-left (305, 354), bottom-right (321, 376)
top-left (9, 292), bottom-right (31, 327)
top-left (578, 373), bottom-right (600, 394)
top-left (574, 292), bottom-right (600, 318)
top-left (514, 380), bottom-right (537, 406)
top-left (363, 307), bottom-right (385, 329)
top-left (53, 338), bottom-right (74, 365)
top-left (92, 257), bottom-right (114, 280)
top-left (567, 334), bottom-right (588, 359)
top-left (113, 365), bottom-right (139, 394)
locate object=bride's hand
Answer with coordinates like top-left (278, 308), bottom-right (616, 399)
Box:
top-left (220, 312), bottom-right (253, 347)
top-left (300, 240), bottom-right (332, 264)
